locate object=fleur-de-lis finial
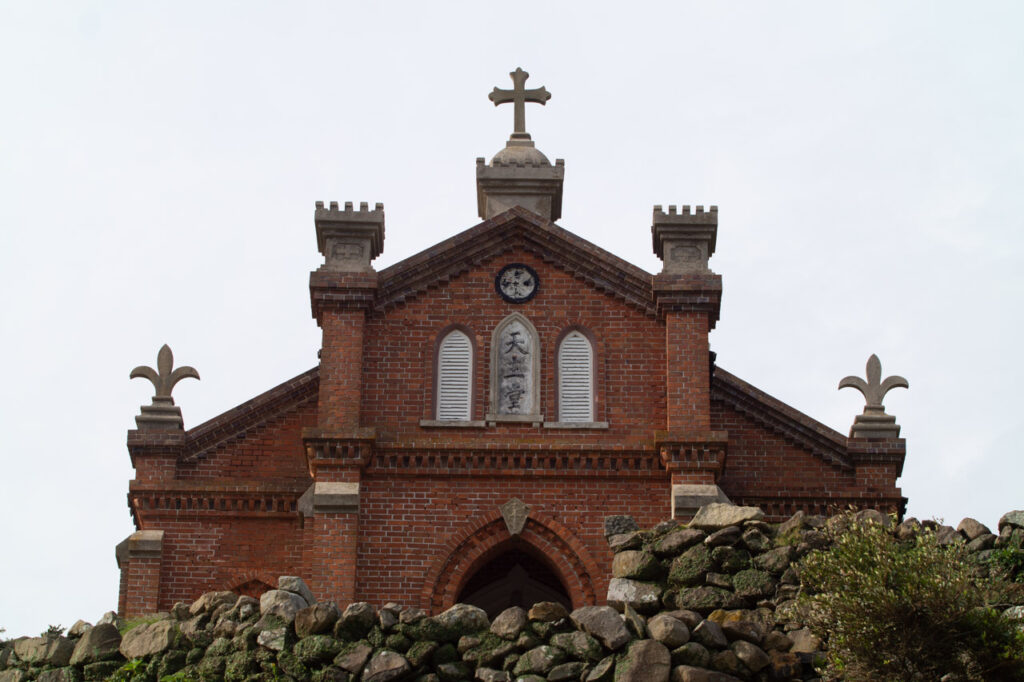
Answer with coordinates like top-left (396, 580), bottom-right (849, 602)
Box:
top-left (839, 354), bottom-right (908, 413)
top-left (130, 345), bottom-right (199, 431)
top-left (131, 344), bottom-right (200, 399)
top-left (839, 354), bottom-right (908, 439)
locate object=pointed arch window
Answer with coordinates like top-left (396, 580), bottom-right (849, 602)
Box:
top-left (558, 331), bottom-right (594, 422)
top-left (436, 329), bottom-right (473, 421)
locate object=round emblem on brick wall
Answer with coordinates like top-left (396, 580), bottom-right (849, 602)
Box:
top-left (495, 263), bottom-right (539, 303)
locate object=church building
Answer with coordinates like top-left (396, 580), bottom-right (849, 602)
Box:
top-left (116, 69), bottom-right (908, 618)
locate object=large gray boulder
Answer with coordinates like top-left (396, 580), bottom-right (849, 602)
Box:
top-left (570, 606), bottom-right (631, 651)
top-left (512, 645), bottom-right (566, 675)
top-left (278, 576), bottom-right (316, 606)
top-left (259, 589), bottom-right (308, 622)
top-left (295, 602), bottom-right (340, 638)
top-left (607, 578), bottom-right (663, 614)
top-left (435, 603), bottom-right (489, 635)
top-left (490, 606), bottom-right (528, 640)
top-left (119, 620), bottom-right (178, 659)
top-left (612, 551), bottom-right (661, 580)
top-left (335, 601), bottom-right (377, 639)
top-left (999, 510), bottom-right (1024, 531)
top-left (647, 614), bottom-right (690, 648)
top-left (69, 622), bottom-right (122, 665)
top-left (689, 504), bottom-right (764, 531)
top-left (189, 590), bottom-right (236, 616)
top-left (13, 637), bottom-right (75, 667)
top-left (257, 626), bottom-right (288, 652)
top-left (549, 631), bottom-right (604, 662)
top-left (362, 650), bottom-right (411, 682)
top-left (614, 639), bottom-right (670, 682)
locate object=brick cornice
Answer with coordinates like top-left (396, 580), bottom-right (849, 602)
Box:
top-left (366, 446), bottom-right (664, 478)
top-left (309, 270), bottom-right (379, 323)
top-left (711, 367), bottom-right (854, 471)
top-left (654, 430), bottom-right (728, 478)
top-left (302, 427), bottom-right (376, 477)
top-left (375, 208), bottom-right (657, 317)
top-left (847, 438), bottom-right (907, 477)
top-left (652, 272), bottom-right (723, 325)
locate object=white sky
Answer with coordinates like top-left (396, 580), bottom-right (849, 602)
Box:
top-left (2, 1), bottom-right (1022, 638)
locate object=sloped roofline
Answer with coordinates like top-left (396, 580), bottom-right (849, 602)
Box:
top-left (181, 366), bottom-right (319, 461)
top-left (375, 207), bottom-right (657, 316)
top-left (712, 366), bottom-right (853, 470)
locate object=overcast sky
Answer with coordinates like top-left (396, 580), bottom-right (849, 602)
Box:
top-left (2, 1), bottom-right (1022, 638)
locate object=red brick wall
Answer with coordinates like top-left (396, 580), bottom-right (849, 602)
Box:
top-left (151, 516), bottom-right (304, 611)
top-left (176, 402), bottom-right (316, 483)
top-left (360, 250), bottom-right (667, 444)
top-left (354, 472), bottom-right (669, 609)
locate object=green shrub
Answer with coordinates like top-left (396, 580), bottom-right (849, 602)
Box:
top-left (799, 515), bottom-right (1024, 681)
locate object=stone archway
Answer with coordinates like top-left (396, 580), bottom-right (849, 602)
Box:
top-left (421, 510), bottom-right (600, 614)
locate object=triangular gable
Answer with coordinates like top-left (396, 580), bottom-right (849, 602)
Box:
top-left (375, 207), bottom-right (657, 316)
top-left (711, 367), bottom-right (853, 471)
top-left (181, 367), bottom-right (319, 461)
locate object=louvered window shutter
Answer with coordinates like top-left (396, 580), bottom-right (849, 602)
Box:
top-left (437, 330), bottom-right (472, 421)
top-left (559, 332), bottom-right (593, 422)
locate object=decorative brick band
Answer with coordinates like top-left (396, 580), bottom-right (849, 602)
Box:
top-left (656, 432), bottom-right (729, 479)
top-left (129, 491), bottom-right (300, 517)
top-left (729, 493), bottom-right (908, 522)
top-left (367, 448), bottom-right (663, 477)
top-left (302, 428), bottom-right (376, 476)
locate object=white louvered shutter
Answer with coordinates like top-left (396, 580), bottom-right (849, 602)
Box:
top-left (437, 330), bottom-right (472, 421)
top-left (558, 332), bottom-right (593, 422)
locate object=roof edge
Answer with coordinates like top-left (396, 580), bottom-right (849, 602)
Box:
top-left (375, 207), bottom-right (656, 315)
top-left (182, 366), bottom-right (320, 461)
top-left (712, 366), bottom-right (852, 470)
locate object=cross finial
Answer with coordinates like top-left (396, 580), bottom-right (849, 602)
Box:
top-left (489, 67), bottom-right (551, 141)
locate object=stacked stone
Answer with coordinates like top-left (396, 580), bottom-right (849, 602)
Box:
top-left (2, 509), bottom-right (1023, 682)
top-left (605, 504), bottom-right (822, 682)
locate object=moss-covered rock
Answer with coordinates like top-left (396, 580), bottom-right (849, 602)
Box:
top-left (668, 545), bottom-right (713, 587)
top-left (293, 635), bottom-right (342, 667)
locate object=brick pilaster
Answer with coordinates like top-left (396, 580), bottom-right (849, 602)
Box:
top-left (300, 430), bottom-right (374, 604)
top-left (115, 530), bottom-right (164, 617)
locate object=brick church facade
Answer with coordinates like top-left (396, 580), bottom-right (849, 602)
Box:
top-left (116, 69), bottom-right (908, 618)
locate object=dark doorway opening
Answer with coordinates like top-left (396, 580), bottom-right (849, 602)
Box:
top-left (456, 548), bottom-right (572, 619)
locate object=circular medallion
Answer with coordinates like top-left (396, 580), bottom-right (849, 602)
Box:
top-left (495, 263), bottom-right (539, 303)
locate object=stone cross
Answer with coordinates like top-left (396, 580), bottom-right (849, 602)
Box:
top-left (489, 67), bottom-right (551, 138)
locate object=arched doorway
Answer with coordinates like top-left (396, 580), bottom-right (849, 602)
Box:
top-left (456, 548), bottom-right (572, 619)
top-left (421, 511), bottom-right (600, 614)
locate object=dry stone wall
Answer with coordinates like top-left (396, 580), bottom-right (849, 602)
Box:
top-left (3, 505), bottom-right (1024, 682)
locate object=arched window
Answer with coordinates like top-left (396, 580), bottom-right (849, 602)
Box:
top-left (436, 329), bottom-right (473, 421)
top-left (558, 331), bottom-right (593, 422)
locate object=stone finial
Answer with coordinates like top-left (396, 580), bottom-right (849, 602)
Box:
top-left (130, 344), bottom-right (199, 431)
top-left (839, 354), bottom-right (908, 438)
top-left (314, 201), bottom-right (385, 273)
top-left (652, 205), bottom-right (719, 274)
